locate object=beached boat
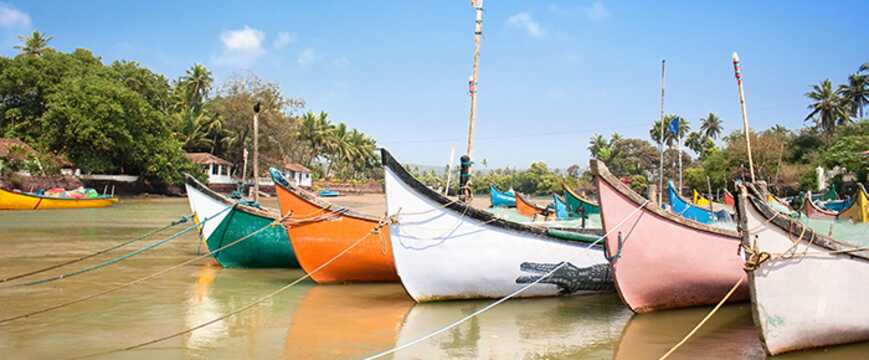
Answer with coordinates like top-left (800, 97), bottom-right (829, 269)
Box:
top-left (489, 185), bottom-right (516, 207)
top-left (693, 190), bottom-right (711, 207)
top-left (184, 174), bottom-right (298, 268)
top-left (319, 189), bottom-right (340, 197)
top-left (0, 187), bottom-right (117, 210)
top-left (552, 194), bottom-right (570, 220)
top-left (735, 183), bottom-right (869, 355)
top-left (591, 160), bottom-right (747, 313)
top-left (667, 181), bottom-right (730, 224)
top-left (563, 184), bottom-right (600, 215)
top-left (515, 192), bottom-right (548, 218)
top-left (723, 190), bottom-right (736, 207)
top-left (382, 149), bottom-right (612, 302)
top-left (812, 186), bottom-right (839, 202)
top-left (271, 168), bottom-right (398, 283)
top-left (801, 190), bottom-right (838, 220)
top-left (838, 184), bottom-right (868, 223)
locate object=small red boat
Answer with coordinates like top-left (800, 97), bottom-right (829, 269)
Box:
top-left (801, 190), bottom-right (838, 220)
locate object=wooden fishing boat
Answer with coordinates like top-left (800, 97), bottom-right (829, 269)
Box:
top-left (563, 184), bottom-right (600, 215)
top-left (184, 174), bottom-right (299, 268)
top-left (489, 185), bottom-right (516, 208)
top-left (838, 183), bottom-right (868, 223)
top-left (591, 160), bottom-right (747, 313)
top-left (812, 186), bottom-right (839, 202)
top-left (514, 192), bottom-right (549, 218)
top-left (271, 168), bottom-right (399, 283)
top-left (735, 183), bottom-right (869, 355)
top-left (382, 149), bottom-right (613, 302)
top-left (801, 190), bottom-right (838, 220)
top-left (552, 194), bottom-right (570, 220)
top-left (0, 187), bottom-right (117, 210)
top-left (723, 190), bottom-right (736, 207)
top-left (693, 190), bottom-right (711, 207)
top-left (667, 181), bottom-right (729, 224)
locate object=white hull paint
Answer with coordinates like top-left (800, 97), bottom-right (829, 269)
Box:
top-left (383, 163), bottom-right (610, 303)
top-left (740, 189), bottom-right (869, 355)
top-left (185, 183), bottom-right (233, 242)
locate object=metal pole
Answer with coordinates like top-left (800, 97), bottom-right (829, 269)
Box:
top-left (732, 52), bottom-right (756, 183)
top-left (252, 102), bottom-right (261, 202)
top-left (657, 59), bottom-right (666, 204)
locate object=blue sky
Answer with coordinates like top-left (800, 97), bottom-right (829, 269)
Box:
top-left (1, 1), bottom-right (866, 169)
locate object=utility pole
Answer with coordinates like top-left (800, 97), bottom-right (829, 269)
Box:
top-left (461, 0), bottom-right (484, 201)
top-left (252, 102), bottom-right (261, 202)
top-left (732, 52), bottom-right (756, 183)
top-left (657, 59), bottom-right (666, 204)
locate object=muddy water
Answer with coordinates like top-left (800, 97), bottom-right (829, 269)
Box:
top-left (1, 197), bottom-right (866, 359)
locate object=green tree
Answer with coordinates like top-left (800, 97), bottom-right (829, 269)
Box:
top-left (15, 31), bottom-right (53, 57)
top-left (837, 73), bottom-right (868, 119)
top-left (820, 120), bottom-right (869, 183)
top-left (805, 79), bottom-right (850, 135)
top-left (175, 64), bottom-right (213, 111)
top-left (699, 113), bottom-right (723, 140)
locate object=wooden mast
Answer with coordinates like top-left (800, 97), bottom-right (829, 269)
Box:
top-left (657, 59), bottom-right (666, 204)
top-left (444, 144), bottom-right (456, 195)
top-left (732, 52), bottom-right (756, 183)
top-left (252, 102), bottom-right (261, 202)
top-left (461, 0), bottom-right (484, 201)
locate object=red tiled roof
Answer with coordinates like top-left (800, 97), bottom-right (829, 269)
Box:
top-left (185, 152), bottom-right (232, 166)
top-left (283, 162), bottom-right (311, 173)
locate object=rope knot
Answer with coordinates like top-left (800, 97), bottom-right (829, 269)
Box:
top-left (742, 238), bottom-right (771, 272)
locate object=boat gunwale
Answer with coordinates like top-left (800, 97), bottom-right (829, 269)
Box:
top-left (515, 192), bottom-right (547, 214)
top-left (381, 149), bottom-right (605, 249)
top-left (837, 183), bottom-right (868, 220)
top-left (590, 159), bottom-right (739, 238)
top-left (563, 183), bottom-right (599, 208)
top-left (801, 190), bottom-right (839, 217)
top-left (738, 183), bottom-right (869, 261)
top-left (271, 174), bottom-right (382, 223)
top-left (184, 174), bottom-right (279, 220)
top-left (0, 187), bottom-right (117, 202)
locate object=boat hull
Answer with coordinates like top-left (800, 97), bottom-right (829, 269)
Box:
top-left (564, 185), bottom-right (601, 215)
top-left (489, 186), bottom-right (516, 208)
top-left (592, 160), bottom-right (747, 313)
top-left (384, 150), bottom-right (612, 302)
top-left (274, 180), bottom-right (398, 283)
top-left (185, 177), bottom-right (298, 268)
top-left (838, 184), bottom-right (868, 223)
top-left (737, 186), bottom-right (869, 355)
top-left (801, 191), bottom-right (838, 220)
top-left (0, 188), bottom-right (117, 210)
top-left (723, 191), bottom-right (735, 207)
top-left (515, 192), bottom-right (545, 218)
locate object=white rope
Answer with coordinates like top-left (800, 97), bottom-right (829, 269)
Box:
top-left (364, 199), bottom-right (650, 359)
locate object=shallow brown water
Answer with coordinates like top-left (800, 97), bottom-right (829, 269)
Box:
top-left (0, 197), bottom-right (866, 359)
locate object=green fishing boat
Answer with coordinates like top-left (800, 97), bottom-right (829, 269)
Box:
top-left (184, 175), bottom-right (299, 268)
top-left (563, 184), bottom-right (600, 215)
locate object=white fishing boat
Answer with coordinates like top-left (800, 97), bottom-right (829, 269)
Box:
top-left (736, 183), bottom-right (869, 355)
top-left (381, 149), bottom-right (613, 302)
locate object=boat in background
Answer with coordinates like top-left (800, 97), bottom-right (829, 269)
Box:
top-left (563, 184), bottom-right (600, 215)
top-left (838, 183), bottom-right (868, 223)
top-left (185, 174), bottom-right (299, 268)
top-left (723, 190), bottom-right (736, 207)
top-left (552, 194), bottom-right (570, 220)
top-left (801, 190), bottom-right (838, 220)
top-left (0, 187), bottom-right (117, 210)
top-left (591, 160), bottom-right (747, 313)
top-left (515, 192), bottom-right (550, 219)
top-left (383, 149), bottom-right (612, 302)
top-left (735, 183), bottom-right (869, 355)
top-left (489, 185), bottom-right (516, 207)
top-left (812, 186), bottom-right (839, 202)
top-left (667, 181), bottom-right (730, 224)
top-left (693, 190), bottom-right (711, 207)
top-left (319, 188), bottom-right (340, 197)
top-left (271, 168), bottom-right (398, 283)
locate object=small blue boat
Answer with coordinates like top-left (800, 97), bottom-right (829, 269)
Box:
top-left (668, 181), bottom-right (730, 224)
top-left (489, 185), bottom-right (516, 208)
top-left (319, 189), bottom-right (340, 197)
top-left (551, 194), bottom-right (569, 220)
top-left (819, 197), bottom-right (851, 212)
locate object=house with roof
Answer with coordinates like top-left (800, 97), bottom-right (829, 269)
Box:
top-left (282, 161), bottom-right (312, 188)
top-left (186, 152), bottom-right (235, 185)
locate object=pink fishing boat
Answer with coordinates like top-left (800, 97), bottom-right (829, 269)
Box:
top-left (591, 160), bottom-right (748, 313)
top-left (801, 190), bottom-right (838, 220)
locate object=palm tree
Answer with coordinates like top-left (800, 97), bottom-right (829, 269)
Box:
top-left (805, 79), bottom-right (850, 134)
top-left (649, 115), bottom-right (687, 147)
top-left (176, 64), bottom-right (213, 111)
top-left (837, 73), bottom-right (868, 119)
top-left (588, 134), bottom-right (609, 159)
top-left (699, 113), bottom-right (723, 140)
top-left (15, 31), bottom-right (53, 57)
top-left (861, 63), bottom-right (869, 73)
top-left (297, 111), bottom-right (335, 167)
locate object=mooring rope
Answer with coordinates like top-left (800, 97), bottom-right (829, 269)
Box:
top-left (0, 208), bottom-right (279, 324)
top-left (67, 216), bottom-right (384, 360)
top-left (364, 200), bottom-right (650, 359)
top-left (0, 214), bottom-right (192, 284)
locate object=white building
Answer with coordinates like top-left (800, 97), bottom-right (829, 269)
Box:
top-left (186, 153), bottom-right (234, 185)
top-left (283, 162), bottom-right (312, 188)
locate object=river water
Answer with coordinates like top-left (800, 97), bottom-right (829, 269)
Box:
top-left (1, 197), bottom-right (866, 359)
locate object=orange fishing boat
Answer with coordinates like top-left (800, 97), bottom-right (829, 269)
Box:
top-left (271, 168), bottom-right (398, 283)
top-left (514, 192), bottom-right (551, 219)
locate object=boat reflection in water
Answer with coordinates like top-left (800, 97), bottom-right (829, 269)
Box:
top-left (392, 294), bottom-right (630, 359)
top-left (283, 284), bottom-right (413, 359)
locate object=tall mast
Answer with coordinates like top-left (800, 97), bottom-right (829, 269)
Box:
top-left (466, 0), bottom-right (483, 167)
top-left (252, 102), bottom-right (261, 202)
top-left (657, 59), bottom-right (666, 204)
top-left (732, 52), bottom-right (756, 183)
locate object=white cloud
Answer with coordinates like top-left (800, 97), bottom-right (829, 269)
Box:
top-left (273, 31), bottom-right (296, 49)
top-left (0, 3), bottom-right (30, 29)
top-left (332, 56), bottom-right (350, 68)
top-left (586, 1), bottom-right (610, 21)
top-left (507, 12), bottom-right (544, 38)
top-left (215, 26), bottom-right (265, 66)
top-left (297, 48), bottom-right (317, 66)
